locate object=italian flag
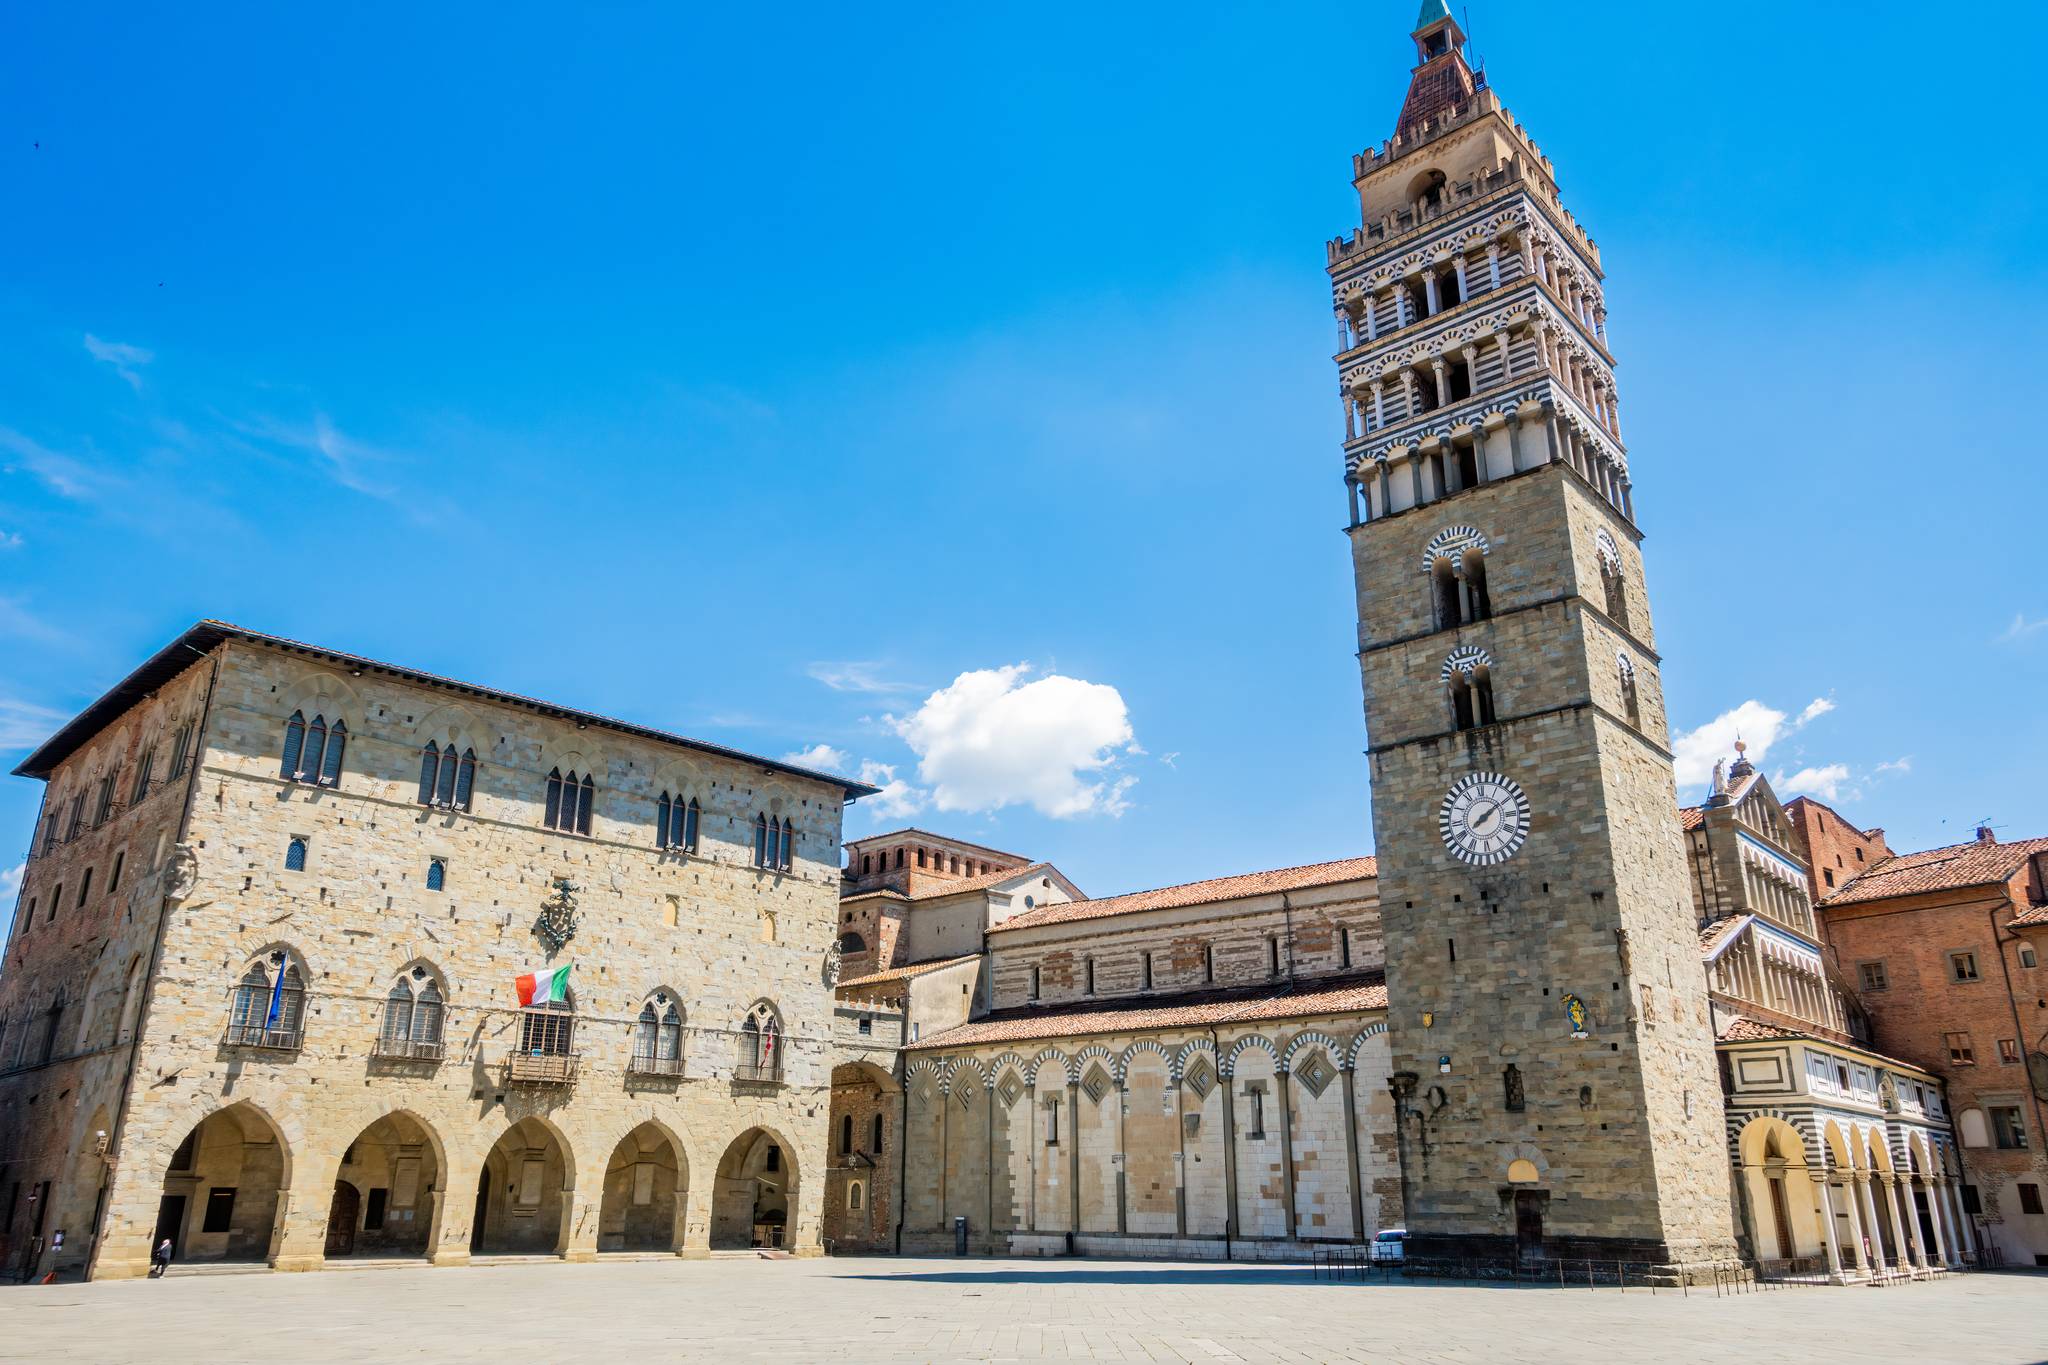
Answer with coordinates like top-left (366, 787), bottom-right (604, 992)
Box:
top-left (516, 962), bottom-right (572, 1007)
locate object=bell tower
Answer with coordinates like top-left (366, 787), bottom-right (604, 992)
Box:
top-left (1331, 4), bottom-right (1736, 1268)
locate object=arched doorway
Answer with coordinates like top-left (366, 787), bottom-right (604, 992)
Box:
top-left (711, 1127), bottom-right (795, 1250)
top-left (824, 1061), bottom-right (897, 1253)
top-left (154, 1103), bottom-right (290, 1265)
top-left (1736, 1117), bottom-right (1823, 1262)
top-left (472, 1117), bottom-right (573, 1256)
top-left (330, 1112), bottom-right (443, 1259)
top-left (599, 1122), bottom-right (689, 1252)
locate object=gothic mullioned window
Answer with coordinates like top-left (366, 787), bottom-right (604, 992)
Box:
top-left (754, 814), bottom-right (794, 871)
top-left (417, 742), bottom-right (477, 811)
top-left (129, 748), bottom-right (155, 805)
top-left (1423, 527), bottom-right (1491, 630)
top-left (280, 711), bottom-right (347, 786)
top-left (736, 1001), bottom-right (782, 1081)
top-left (1596, 528), bottom-right (1627, 627)
top-left (227, 955), bottom-right (306, 1049)
top-left (1445, 647), bottom-right (1496, 732)
top-left (378, 972), bottom-right (445, 1059)
top-left (630, 996), bottom-right (684, 1075)
top-left (655, 792), bottom-right (700, 852)
top-left (166, 721), bottom-right (195, 779)
top-left (544, 768), bottom-right (595, 835)
top-left (1617, 653), bottom-right (1641, 726)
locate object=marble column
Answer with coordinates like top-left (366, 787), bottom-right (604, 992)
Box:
top-left (1452, 255), bottom-right (1470, 301)
top-left (1817, 1178), bottom-right (1846, 1278)
top-left (1486, 242), bottom-right (1502, 291)
top-left (1423, 271), bottom-right (1441, 316)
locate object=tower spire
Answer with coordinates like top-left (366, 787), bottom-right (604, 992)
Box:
top-left (1395, 1), bottom-right (1477, 139)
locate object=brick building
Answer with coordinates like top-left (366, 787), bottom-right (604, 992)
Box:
top-left (1817, 826), bottom-right (2048, 1267)
top-left (0, 621), bottom-right (873, 1279)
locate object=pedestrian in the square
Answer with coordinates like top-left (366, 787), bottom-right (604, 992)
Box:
top-left (149, 1239), bottom-right (173, 1279)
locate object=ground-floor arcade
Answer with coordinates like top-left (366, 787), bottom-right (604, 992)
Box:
top-left (81, 1076), bottom-right (822, 1278)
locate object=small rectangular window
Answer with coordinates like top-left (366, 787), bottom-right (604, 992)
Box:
top-left (1950, 951), bottom-right (1982, 983)
top-left (1045, 1096), bottom-right (1061, 1146)
top-left (1084, 958), bottom-right (1095, 996)
top-left (2021, 1184), bottom-right (2045, 1216)
top-left (1962, 1185), bottom-right (1983, 1215)
top-left (1267, 936), bottom-right (1280, 976)
top-left (1341, 927), bottom-right (1352, 969)
top-left (108, 850), bottom-right (125, 895)
top-left (364, 1188), bottom-right (388, 1230)
top-left (1142, 952), bottom-right (1153, 991)
top-left (1946, 1031), bottom-right (1975, 1065)
top-left (2023, 946), bottom-right (2039, 970)
top-left (75, 870), bottom-right (92, 908)
top-left (2000, 1037), bottom-right (2022, 1064)
top-left (1204, 945), bottom-right (1215, 984)
top-left (1029, 966), bottom-right (1041, 1002)
top-left (46, 888), bottom-right (59, 922)
top-left (1823, 869), bottom-right (1835, 888)
top-left (1857, 960), bottom-right (1888, 993)
top-left (1991, 1106), bottom-right (2030, 1150)
top-left (857, 1016), bottom-right (872, 1035)
top-left (202, 1187), bottom-right (237, 1233)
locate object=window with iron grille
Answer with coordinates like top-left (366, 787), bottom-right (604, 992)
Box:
top-left (416, 742), bottom-right (477, 811)
top-left (630, 999), bottom-right (683, 1073)
top-left (285, 837), bottom-right (308, 872)
top-left (130, 749), bottom-right (154, 804)
top-left (65, 793), bottom-right (85, 839)
top-left (280, 712), bottom-right (347, 786)
top-left (167, 722), bottom-right (194, 779)
top-left (379, 975), bottom-right (444, 1058)
top-left (425, 858), bottom-right (446, 893)
top-left (94, 770), bottom-right (118, 826)
top-left (544, 769), bottom-right (595, 834)
top-left (753, 814), bottom-right (794, 871)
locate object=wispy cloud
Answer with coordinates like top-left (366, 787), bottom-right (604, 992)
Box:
top-left (0, 694), bottom-right (68, 750)
top-left (806, 661), bottom-right (922, 695)
top-left (0, 597), bottom-right (73, 647)
top-left (0, 426), bottom-right (109, 501)
top-left (84, 334), bottom-right (154, 391)
top-left (1874, 756), bottom-right (1912, 776)
top-left (1780, 763), bottom-right (1852, 801)
top-left (229, 412), bottom-right (401, 503)
top-left (1998, 613), bottom-right (2048, 644)
top-left (0, 529), bottom-right (21, 550)
top-left (0, 862), bottom-right (23, 905)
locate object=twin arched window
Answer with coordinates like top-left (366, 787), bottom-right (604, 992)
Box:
top-left (1596, 529), bottom-right (1628, 626)
top-left (754, 814), bottom-right (794, 872)
top-left (379, 973), bottom-right (445, 1059)
top-left (281, 712), bottom-right (347, 786)
top-left (631, 997), bottom-right (685, 1075)
top-left (656, 792), bottom-right (700, 853)
top-left (227, 955), bottom-right (306, 1049)
top-left (417, 742), bottom-right (477, 811)
top-left (545, 769), bottom-right (595, 835)
top-left (1450, 666), bottom-right (1495, 731)
top-left (737, 1002), bottom-right (782, 1081)
top-left (1618, 653), bottom-right (1641, 726)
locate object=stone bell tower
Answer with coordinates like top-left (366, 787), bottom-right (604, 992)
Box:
top-left (1331, 2), bottom-right (1735, 1268)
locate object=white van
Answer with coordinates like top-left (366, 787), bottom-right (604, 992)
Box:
top-left (1369, 1228), bottom-right (1408, 1264)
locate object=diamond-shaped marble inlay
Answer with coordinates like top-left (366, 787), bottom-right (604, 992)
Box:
top-left (1295, 1052), bottom-right (1335, 1099)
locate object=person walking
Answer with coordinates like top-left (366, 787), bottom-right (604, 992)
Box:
top-left (149, 1238), bottom-right (173, 1279)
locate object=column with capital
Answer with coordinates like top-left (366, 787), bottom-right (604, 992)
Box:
top-left (1452, 254), bottom-right (1470, 302)
top-left (1394, 283), bottom-right (1412, 329)
top-left (1335, 308), bottom-right (1352, 352)
top-left (1343, 393), bottom-right (1357, 441)
top-left (1428, 358), bottom-right (1449, 415)
top-left (1363, 293), bottom-right (1379, 342)
top-left (1817, 1178), bottom-right (1847, 1280)
top-left (1370, 379), bottom-right (1386, 431)
top-left (1399, 371), bottom-right (1417, 424)
top-left (1857, 1175), bottom-right (1889, 1274)
top-left (1495, 329), bottom-right (1514, 385)
top-left (1889, 1176), bottom-right (1925, 1272)
top-left (1593, 305), bottom-right (1608, 345)
top-left (1422, 270), bottom-right (1441, 317)
top-left (1461, 345), bottom-right (1481, 401)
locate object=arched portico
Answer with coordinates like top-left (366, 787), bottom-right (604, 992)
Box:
top-left (471, 1117), bottom-right (574, 1256)
top-left (154, 1101), bottom-right (293, 1266)
top-left (1734, 1116), bottom-right (1825, 1263)
top-left (710, 1126), bottom-right (797, 1250)
top-left (599, 1121), bottom-right (691, 1253)
top-left (328, 1111), bottom-right (445, 1259)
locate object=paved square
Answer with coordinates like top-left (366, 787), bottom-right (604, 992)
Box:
top-left (1, 1258), bottom-right (2041, 1364)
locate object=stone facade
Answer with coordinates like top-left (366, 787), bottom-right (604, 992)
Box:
top-left (1339, 7), bottom-right (1734, 1268)
top-left (0, 623), bottom-right (872, 1279)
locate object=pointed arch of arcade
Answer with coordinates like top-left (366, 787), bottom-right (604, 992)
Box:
top-left (1734, 1114), bottom-right (1827, 1263)
top-left (471, 1114), bottom-right (578, 1257)
top-left (599, 1116), bottom-right (694, 1254)
top-left (326, 1108), bottom-right (449, 1260)
top-left (152, 1099), bottom-right (296, 1266)
top-left (710, 1124), bottom-right (801, 1251)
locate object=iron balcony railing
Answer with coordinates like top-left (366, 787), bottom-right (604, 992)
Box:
top-left (626, 1052), bottom-right (684, 1077)
top-left (371, 1037), bottom-right (446, 1062)
top-left (221, 1024), bottom-right (304, 1051)
top-left (504, 1051), bottom-right (580, 1086)
top-left (733, 1060), bottom-right (783, 1084)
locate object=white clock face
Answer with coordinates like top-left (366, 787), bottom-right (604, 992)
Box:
top-left (1439, 773), bottom-right (1531, 866)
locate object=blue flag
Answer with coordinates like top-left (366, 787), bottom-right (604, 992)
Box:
top-left (265, 961), bottom-right (288, 1029)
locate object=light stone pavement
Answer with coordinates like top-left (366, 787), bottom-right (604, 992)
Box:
top-left (1, 1257), bottom-right (2043, 1364)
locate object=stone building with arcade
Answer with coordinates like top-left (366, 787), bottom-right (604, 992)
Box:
top-left (0, 621), bottom-right (870, 1279)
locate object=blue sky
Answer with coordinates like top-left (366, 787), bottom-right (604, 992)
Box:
top-left (3, 3), bottom-right (2044, 929)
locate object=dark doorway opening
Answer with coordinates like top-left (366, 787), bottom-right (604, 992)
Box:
top-left (151, 1194), bottom-right (185, 1260)
top-left (1514, 1189), bottom-right (1546, 1267)
top-left (470, 1168), bottom-right (490, 1254)
top-left (324, 1182), bottom-right (359, 1258)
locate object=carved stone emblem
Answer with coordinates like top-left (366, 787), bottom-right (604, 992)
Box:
top-left (823, 940), bottom-right (842, 989)
top-left (534, 878), bottom-right (581, 953)
top-left (165, 842), bottom-right (200, 902)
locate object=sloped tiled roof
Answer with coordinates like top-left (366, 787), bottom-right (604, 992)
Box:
top-left (907, 972), bottom-right (1389, 1051)
top-left (2009, 903), bottom-right (2048, 928)
top-left (1718, 1015), bottom-right (1803, 1044)
top-left (843, 828), bottom-right (1029, 862)
top-left (1679, 806), bottom-right (1706, 832)
top-left (1699, 914), bottom-right (1749, 957)
top-left (990, 857), bottom-right (1378, 934)
top-left (840, 862), bottom-right (1062, 906)
top-left (1822, 836), bottom-right (2048, 908)
top-left (835, 954), bottom-right (981, 990)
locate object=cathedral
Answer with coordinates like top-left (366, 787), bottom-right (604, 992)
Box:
top-left (0, 5), bottom-right (1986, 1285)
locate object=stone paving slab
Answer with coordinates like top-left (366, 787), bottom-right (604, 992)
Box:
top-left (0, 1256), bottom-right (2041, 1364)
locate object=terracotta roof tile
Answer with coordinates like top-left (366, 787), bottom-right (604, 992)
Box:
top-left (2009, 903), bottom-right (2048, 928)
top-left (1679, 806), bottom-right (1706, 832)
top-left (906, 971), bottom-right (1388, 1051)
top-left (990, 857), bottom-right (1378, 934)
top-left (842, 863), bottom-right (1061, 905)
top-left (835, 953), bottom-right (981, 990)
top-left (1718, 1015), bottom-right (1803, 1043)
top-left (1821, 835), bottom-right (2048, 907)
top-left (843, 828), bottom-right (1030, 863)
top-left (1699, 914), bottom-right (1748, 957)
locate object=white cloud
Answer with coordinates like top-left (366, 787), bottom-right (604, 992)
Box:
top-left (0, 529), bottom-right (20, 549)
top-left (891, 664), bottom-right (1137, 819)
top-left (1779, 764), bottom-right (1852, 800)
top-left (0, 862), bottom-right (21, 905)
top-left (85, 334), bottom-right (153, 391)
top-left (1671, 694), bottom-right (1834, 789)
top-left (0, 695), bottom-right (68, 751)
top-left (781, 743), bottom-right (850, 774)
top-left (806, 661), bottom-right (920, 695)
top-left (1874, 756), bottom-right (1912, 776)
top-left (856, 759), bottom-right (927, 820)
top-left (1999, 613), bottom-right (2048, 644)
